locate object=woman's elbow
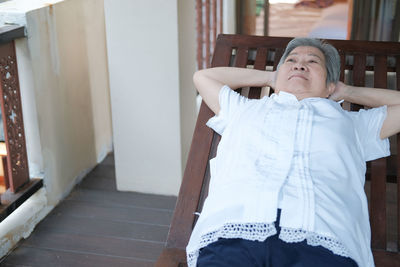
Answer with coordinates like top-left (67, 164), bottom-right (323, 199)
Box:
top-left (193, 69), bottom-right (211, 92)
top-left (193, 70), bottom-right (202, 85)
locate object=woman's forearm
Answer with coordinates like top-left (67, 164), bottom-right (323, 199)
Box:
top-left (343, 85), bottom-right (400, 108)
top-left (194, 67), bottom-right (275, 90)
top-left (331, 82), bottom-right (400, 139)
top-left (331, 82), bottom-right (400, 108)
top-left (193, 67), bottom-right (275, 115)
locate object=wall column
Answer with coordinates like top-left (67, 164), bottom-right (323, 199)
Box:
top-left (104, 0), bottom-right (197, 195)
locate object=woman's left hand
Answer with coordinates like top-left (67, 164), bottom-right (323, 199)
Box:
top-left (328, 81), bottom-right (348, 102)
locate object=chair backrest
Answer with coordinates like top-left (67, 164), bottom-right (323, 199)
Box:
top-left (165, 34), bottom-right (400, 264)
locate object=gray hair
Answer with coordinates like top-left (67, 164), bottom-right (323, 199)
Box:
top-left (277, 38), bottom-right (340, 85)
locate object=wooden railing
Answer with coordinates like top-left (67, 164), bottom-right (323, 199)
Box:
top-left (195, 0), bottom-right (271, 70)
top-left (0, 25), bottom-right (42, 222)
top-left (196, 0), bottom-right (223, 70)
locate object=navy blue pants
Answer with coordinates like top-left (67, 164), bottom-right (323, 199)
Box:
top-left (197, 210), bottom-right (358, 267)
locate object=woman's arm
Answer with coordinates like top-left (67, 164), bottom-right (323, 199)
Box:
top-left (193, 67), bottom-right (275, 115)
top-left (329, 82), bottom-right (400, 139)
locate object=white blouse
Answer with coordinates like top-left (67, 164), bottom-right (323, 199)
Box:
top-left (186, 85), bottom-right (390, 267)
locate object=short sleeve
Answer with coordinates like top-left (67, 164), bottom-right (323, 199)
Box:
top-left (206, 85), bottom-right (249, 135)
top-left (349, 106), bottom-right (390, 161)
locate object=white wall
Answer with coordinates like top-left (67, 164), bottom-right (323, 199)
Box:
top-left (223, 0), bottom-right (236, 34)
top-left (16, 38), bottom-right (44, 179)
top-left (0, 0), bottom-right (198, 256)
top-left (178, 0), bottom-right (197, 174)
top-left (104, 0), bottom-right (197, 195)
top-left (81, 0), bottom-right (113, 162)
top-left (0, 0), bottom-right (113, 256)
top-left (0, 0), bottom-right (114, 204)
top-left (23, 0), bottom-right (112, 204)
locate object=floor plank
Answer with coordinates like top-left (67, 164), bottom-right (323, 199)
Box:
top-left (88, 164), bottom-right (116, 178)
top-left (78, 175), bottom-right (118, 191)
top-left (36, 214), bottom-right (169, 242)
top-left (66, 188), bottom-right (177, 210)
top-left (52, 200), bottom-right (173, 226)
top-left (20, 229), bottom-right (164, 260)
top-left (2, 246), bottom-right (154, 267)
top-left (0, 153), bottom-right (177, 266)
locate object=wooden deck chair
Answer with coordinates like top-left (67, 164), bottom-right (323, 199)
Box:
top-left (156, 35), bottom-right (400, 267)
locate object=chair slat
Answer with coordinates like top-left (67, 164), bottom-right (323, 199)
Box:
top-left (397, 141), bottom-right (400, 252)
top-left (370, 55), bottom-right (388, 250)
top-left (397, 56), bottom-right (400, 90)
top-left (339, 52), bottom-right (350, 110)
top-left (211, 43), bottom-right (232, 67)
top-left (371, 158), bottom-right (388, 250)
top-left (234, 47), bottom-right (249, 68)
top-left (248, 87), bottom-right (261, 99)
top-left (353, 53), bottom-right (366, 86)
top-left (248, 47), bottom-right (268, 99)
top-left (273, 48), bottom-right (283, 71)
top-left (254, 47), bottom-right (268, 70)
top-left (397, 55), bottom-right (400, 251)
top-left (339, 52), bottom-right (345, 82)
top-left (351, 54), bottom-right (366, 111)
top-left (374, 55), bottom-right (387, 88)
top-left (233, 47), bottom-right (249, 96)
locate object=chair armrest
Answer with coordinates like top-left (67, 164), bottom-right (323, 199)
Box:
top-left (373, 249), bottom-right (400, 267)
top-left (155, 248), bottom-right (187, 267)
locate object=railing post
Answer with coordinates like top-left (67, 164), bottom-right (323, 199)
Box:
top-left (196, 0), bottom-right (224, 70)
top-left (0, 39), bottom-right (29, 193)
top-left (0, 25), bottom-right (43, 221)
top-left (0, 25), bottom-right (29, 196)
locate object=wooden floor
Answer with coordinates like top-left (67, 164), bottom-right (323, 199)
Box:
top-left (0, 153), bottom-right (177, 267)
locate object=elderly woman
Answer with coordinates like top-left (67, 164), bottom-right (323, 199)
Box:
top-left (186, 38), bottom-right (400, 267)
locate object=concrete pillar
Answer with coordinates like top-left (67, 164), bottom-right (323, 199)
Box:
top-left (104, 0), bottom-right (197, 196)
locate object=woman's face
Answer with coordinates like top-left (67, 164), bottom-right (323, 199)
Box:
top-left (275, 46), bottom-right (335, 100)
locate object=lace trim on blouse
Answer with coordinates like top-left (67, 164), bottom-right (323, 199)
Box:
top-left (187, 222), bottom-right (276, 267)
top-left (187, 223), bottom-right (351, 267)
top-left (279, 227), bottom-right (350, 257)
